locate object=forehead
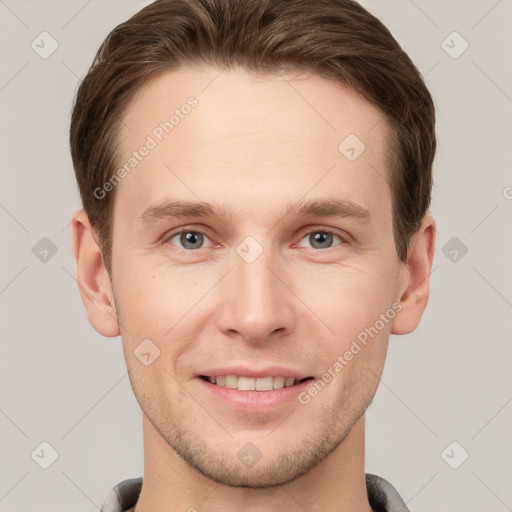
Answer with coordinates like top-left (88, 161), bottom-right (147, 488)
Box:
top-left (115, 66), bottom-right (390, 221)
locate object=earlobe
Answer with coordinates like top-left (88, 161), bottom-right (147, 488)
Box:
top-left (70, 209), bottom-right (120, 338)
top-left (391, 214), bottom-right (436, 335)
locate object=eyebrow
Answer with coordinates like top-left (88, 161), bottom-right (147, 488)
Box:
top-left (137, 198), bottom-right (370, 226)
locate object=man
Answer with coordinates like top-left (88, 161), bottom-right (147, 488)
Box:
top-left (70, 0), bottom-right (436, 510)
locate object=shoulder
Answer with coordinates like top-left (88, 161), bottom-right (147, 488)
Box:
top-left (100, 476), bottom-right (143, 512)
top-left (365, 473), bottom-right (410, 512)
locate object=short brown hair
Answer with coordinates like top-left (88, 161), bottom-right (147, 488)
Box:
top-left (70, 0), bottom-right (436, 275)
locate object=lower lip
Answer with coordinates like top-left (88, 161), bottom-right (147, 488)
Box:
top-left (195, 377), bottom-right (314, 412)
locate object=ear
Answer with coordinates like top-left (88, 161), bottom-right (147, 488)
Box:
top-left (70, 209), bottom-right (120, 337)
top-left (391, 214), bottom-right (436, 335)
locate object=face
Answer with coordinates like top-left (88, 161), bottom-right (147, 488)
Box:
top-left (108, 66), bottom-right (404, 487)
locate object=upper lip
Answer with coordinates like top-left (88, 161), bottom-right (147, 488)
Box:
top-left (197, 365), bottom-right (311, 380)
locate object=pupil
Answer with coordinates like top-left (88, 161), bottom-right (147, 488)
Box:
top-left (181, 232), bottom-right (202, 249)
top-left (312, 232), bottom-right (332, 249)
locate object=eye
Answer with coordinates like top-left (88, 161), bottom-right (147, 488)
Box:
top-left (296, 230), bottom-right (345, 250)
top-left (166, 230), bottom-right (212, 250)
top-left (164, 228), bottom-right (346, 252)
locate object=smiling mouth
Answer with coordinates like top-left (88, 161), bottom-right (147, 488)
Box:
top-left (199, 375), bottom-right (314, 391)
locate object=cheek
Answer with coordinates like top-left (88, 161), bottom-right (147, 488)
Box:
top-left (116, 261), bottom-right (216, 377)
top-left (115, 261), bottom-right (189, 335)
top-left (298, 262), bottom-right (396, 341)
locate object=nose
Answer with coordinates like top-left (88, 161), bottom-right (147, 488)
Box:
top-left (215, 244), bottom-right (297, 344)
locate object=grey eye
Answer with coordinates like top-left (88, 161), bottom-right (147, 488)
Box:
top-left (297, 231), bottom-right (342, 250)
top-left (170, 231), bottom-right (207, 250)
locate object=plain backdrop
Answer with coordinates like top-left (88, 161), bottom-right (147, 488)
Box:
top-left (0, 1), bottom-right (511, 511)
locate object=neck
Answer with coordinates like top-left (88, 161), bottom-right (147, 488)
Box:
top-left (133, 414), bottom-right (373, 512)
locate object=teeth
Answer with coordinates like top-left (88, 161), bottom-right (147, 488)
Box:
top-left (238, 376), bottom-right (258, 391)
top-left (225, 375), bottom-right (238, 389)
top-left (284, 377), bottom-right (295, 387)
top-left (207, 375), bottom-right (300, 391)
top-left (255, 376), bottom-right (273, 391)
top-left (273, 376), bottom-right (285, 389)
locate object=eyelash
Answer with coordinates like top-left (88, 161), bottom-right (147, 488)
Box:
top-left (163, 227), bottom-right (348, 252)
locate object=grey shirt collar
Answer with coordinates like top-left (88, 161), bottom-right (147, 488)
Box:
top-left (100, 473), bottom-right (410, 512)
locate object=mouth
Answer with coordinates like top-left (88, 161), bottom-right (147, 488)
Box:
top-left (195, 373), bottom-right (317, 412)
top-left (198, 375), bottom-right (315, 391)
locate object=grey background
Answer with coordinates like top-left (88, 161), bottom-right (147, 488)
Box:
top-left (1, 0), bottom-right (511, 510)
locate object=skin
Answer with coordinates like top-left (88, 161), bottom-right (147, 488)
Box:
top-left (71, 66), bottom-right (436, 512)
